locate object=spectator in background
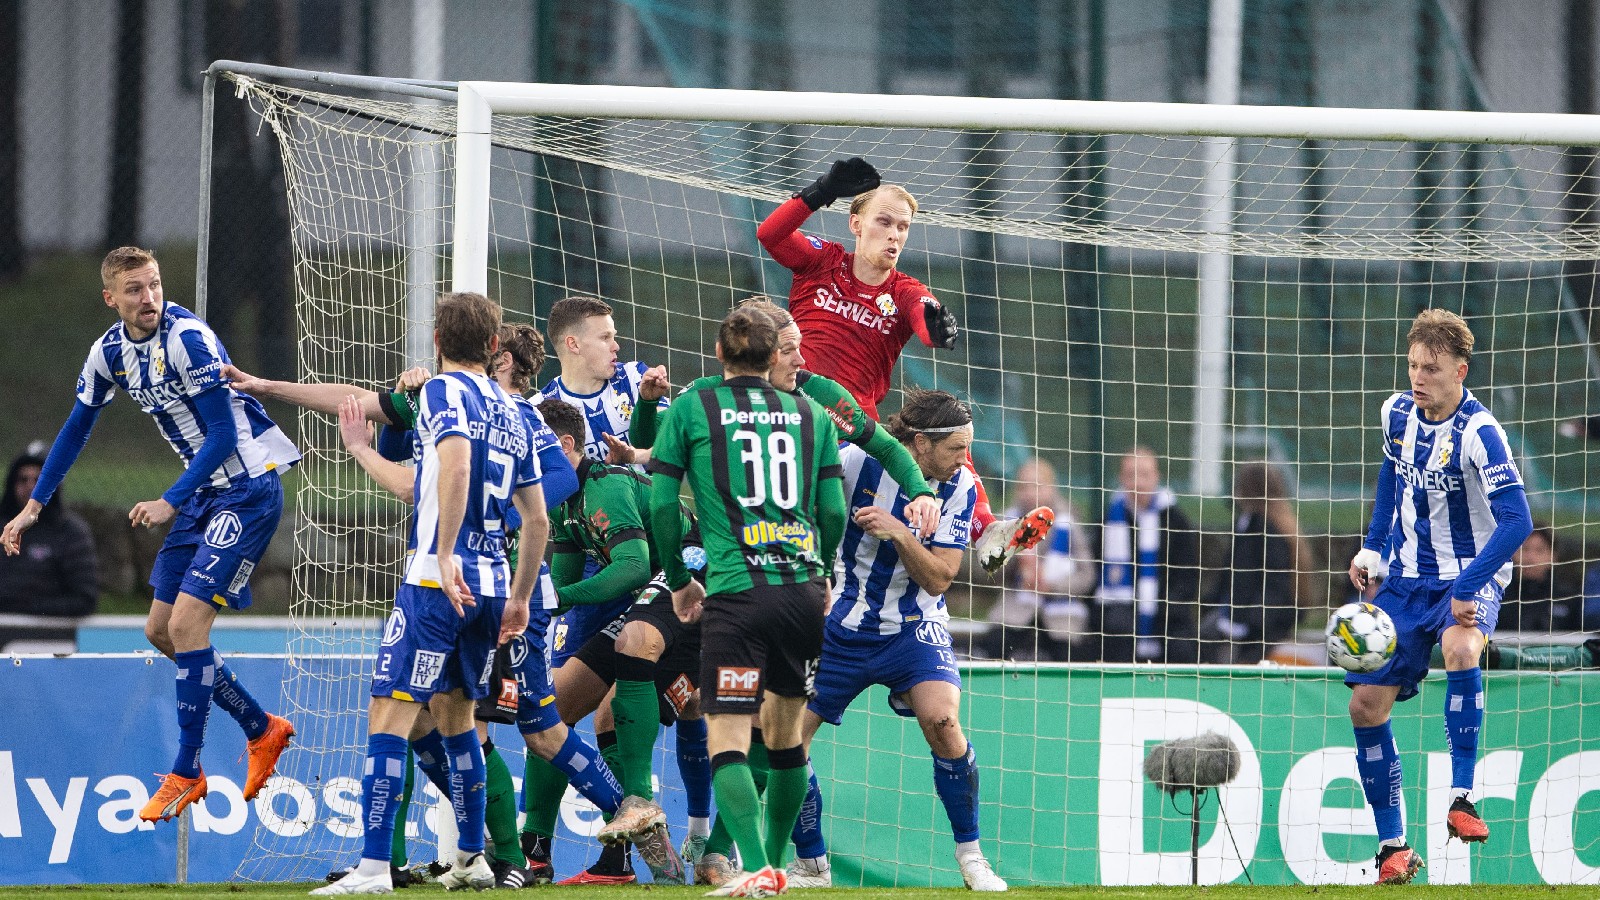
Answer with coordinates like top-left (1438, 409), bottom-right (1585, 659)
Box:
top-left (1091, 447), bottom-right (1201, 663)
top-left (985, 457), bottom-right (1095, 659)
top-left (0, 442), bottom-right (98, 618)
top-left (1500, 524), bottom-right (1585, 632)
top-left (1200, 462), bottom-right (1316, 664)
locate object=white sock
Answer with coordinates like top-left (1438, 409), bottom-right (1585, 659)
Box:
top-left (955, 840), bottom-right (983, 860)
top-left (1379, 837), bottom-right (1407, 850)
top-left (354, 858), bottom-right (390, 878)
top-left (689, 815), bottom-right (711, 839)
top-left (1451, 787), bottom-right (1470, 801)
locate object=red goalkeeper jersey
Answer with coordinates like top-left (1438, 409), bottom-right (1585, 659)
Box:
top-left (757, 197), bottom-right (939, 420)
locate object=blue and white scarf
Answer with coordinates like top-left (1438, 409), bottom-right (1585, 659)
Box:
top-left (1098, 489), bottom-right (1174, 657)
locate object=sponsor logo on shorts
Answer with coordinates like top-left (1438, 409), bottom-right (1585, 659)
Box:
top-left (553, 622), bottom-right (568, 652)
top-left (411, 650), bottom-right (445, 689)
top-left (664, 673), bottom-right (695, 715)
top-left (509, 636), bottom-right (528, 668)
top-left (804, 657), bottom-right (819, 698)
top-left (479, 652), bottom-right (496, 688)
top-left (716, 666), bottom-right (761, 699)
top-left (497, 677), bottom-right (518, 712)
top-left (915, 621), bottom-right (953, 648)
top-left (383, 608), bottom-right (407, 646)
top-left (205, 511), bottom-right (243, 549)
top-left (227, 560), bottom-right (255, 595)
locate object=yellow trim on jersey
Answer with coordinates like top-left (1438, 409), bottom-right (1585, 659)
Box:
top-left (418, 579), bottom-right (441, 589)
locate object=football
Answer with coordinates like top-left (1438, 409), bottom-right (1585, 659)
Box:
top-left (1325, 602), bottom-right (1398, 673)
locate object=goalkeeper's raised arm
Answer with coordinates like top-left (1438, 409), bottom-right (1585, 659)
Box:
top-left (756, 157), bottom-right (957, 422)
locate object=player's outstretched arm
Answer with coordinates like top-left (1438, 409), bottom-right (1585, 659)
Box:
top-left (223, 363), bottom-right (389, 423)
top-left (337, 395), bottom-right (415, 503)
top-left (757, 158), bottom-right (879, 269)
top-left (556, 539), bottom-right (652, 607)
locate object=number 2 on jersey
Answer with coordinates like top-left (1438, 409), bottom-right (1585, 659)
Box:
top-left (734, 428), bottom-right (798, 509)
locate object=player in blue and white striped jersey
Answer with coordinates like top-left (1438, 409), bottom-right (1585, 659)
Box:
top-left (792, 389), bottom-right (1008, 893)
top-left (1345, 308), bottom-right (1532, 885)
top-left (1, 247), bottom-right (299, 824)
top-left (539, 297), bottom-right (672, 707)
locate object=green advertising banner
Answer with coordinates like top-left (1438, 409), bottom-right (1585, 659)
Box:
top-left (808, 665), bottom-right (1600, 887)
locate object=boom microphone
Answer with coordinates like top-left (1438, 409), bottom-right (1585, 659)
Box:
top-left (1142, 732), bottom-right (1241, 796)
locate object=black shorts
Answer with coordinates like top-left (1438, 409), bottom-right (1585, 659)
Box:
top-left (474, 641), bottom-right (520, 725)
top-left (699, 580), bottom-right (826, 715)
top-left (571, 572), bottom-right (702, 724)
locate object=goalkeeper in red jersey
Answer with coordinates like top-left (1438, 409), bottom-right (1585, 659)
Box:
top-left (757, 157), bottom-right (1052, 573)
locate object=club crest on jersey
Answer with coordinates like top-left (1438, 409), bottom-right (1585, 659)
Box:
top-left (616, 397), bottom-right (634, 421)
top-left (874, 293), bottom-right (896, 317)
top-left (1435, 434), bottom-right (1454, 468)
top-left (150, 348), bottom-right (167, 379)
top-left (204, 511), bottom-right (243, 548)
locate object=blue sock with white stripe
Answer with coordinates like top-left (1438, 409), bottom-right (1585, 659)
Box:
top-left (932, 743), bottom-right (981, 843)
top-left (791, 767), bottom-right (828, 859)
top-left (171, 648), bottom-right (217, 778)
top-left (550, 728), bottom-right (623, 815)
top-left (360, 733), bottom-right (410, 863)
top-left (677, 717), bottom-right (713, 819)
top-left (411, 729), bottom-right (453, 796)
top-left (1444, 668), bottom-right (1485, 793)
top-left (210, 652), bottom-right (268, 740)
top-left (1353, 722), bottom-right (1405, 842)
top-left (443, 729), bottom-right (488, 854)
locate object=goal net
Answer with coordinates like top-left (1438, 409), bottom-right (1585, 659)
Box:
top-left (225, 70), bottom-right (1600, 886)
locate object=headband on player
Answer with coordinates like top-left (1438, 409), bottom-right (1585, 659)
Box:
top-left (917, 423), bottom-right (973, 434)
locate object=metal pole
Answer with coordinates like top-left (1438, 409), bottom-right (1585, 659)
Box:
top-left (1190, 789), bottom-right (1204, 886)
top-left (195, 69), bottom-right (216, 319)
top-left (176, 807), bottom-right (190, 883)
top-left (1190, 0), bottom-right (1243, 497)
top-left (406, 0), bottom-right (445, 367)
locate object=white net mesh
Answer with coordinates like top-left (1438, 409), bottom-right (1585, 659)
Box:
top-left (231, 73), bottom-right (1600, 886)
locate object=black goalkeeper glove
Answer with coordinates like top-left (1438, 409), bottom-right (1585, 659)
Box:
top-left (796, 157), bottom-right (881, 211)
top-left (924, 298), bottom-right (958, 350)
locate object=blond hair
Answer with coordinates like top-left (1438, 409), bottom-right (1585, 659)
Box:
top-left (849, 184), bottom-right (919, 218)
top-left (101, 246), bottom-right (157, 290)
top-left (1407, 308), bottom-right (1474, 363)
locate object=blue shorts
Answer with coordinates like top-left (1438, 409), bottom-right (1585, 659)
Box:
top-left (373, 584), bottom-right (506, 703)
top-left (808, 619), bottom-right (963, 726)
top-left (512, 608), bottom-right (563, 734)
top-left (150, 472), bottom-right (284, 610)
top-left (549, 595), bottom-right (634, 670)
top-left (1345, 575), bottom-right (1501, 702)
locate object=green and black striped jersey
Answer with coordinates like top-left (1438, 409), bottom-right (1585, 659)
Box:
top-left (649, 375), bottom-right (842, 595)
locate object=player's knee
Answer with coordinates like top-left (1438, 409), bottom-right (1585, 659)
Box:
top-left (1348, 690), bottom-right (1388, 728)
top-left (1442, 643), bottom-right (1482, 671)
top-left (615, 621), bottom-right (665, 660)
top-left (525, 723), bottom-right (567, 759)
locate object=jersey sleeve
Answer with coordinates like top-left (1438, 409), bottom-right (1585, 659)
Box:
top-left (814, 413), bottom-right (843, 483)
top-left (1377, 393), bottom-right (1404, 460)
top-left (74, 341), bottom-right (117, 408)
top-left (1466, 417), bottom-right (1524, 497)
top-left (756, 196), bottom-right (830, 273)
top-left (892, 277), bottom-right (934, 348)
top-left (172, 323), bottom-right (228, 396)
top-left (418, 378), bottom-right (469, 445)
top-left (798, 372), bottom-right (875, 444)
top-left (378, 390), bottom-right (420, 429)
top-left (647, 393), bottom-right (692, 479)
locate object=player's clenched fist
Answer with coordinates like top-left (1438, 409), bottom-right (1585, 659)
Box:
top-left (797, 157), bottom-right (881, 211)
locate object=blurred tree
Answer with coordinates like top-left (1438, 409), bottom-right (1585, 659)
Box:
top-left (105, 0), bottom-right (146, 251)
top-left (203, 0), bottom-right (295, 378)
top-left (0, 0), bottom-right (20, 279)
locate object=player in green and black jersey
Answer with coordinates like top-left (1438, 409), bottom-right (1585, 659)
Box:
top-left (646, 305), bottom-right (846, 893)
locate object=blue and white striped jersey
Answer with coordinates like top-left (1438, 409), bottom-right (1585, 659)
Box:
top-left (540, 361), bottom-right (667, 462)
top-left (75, 303), bottom-right (299, 490)
top-left (1375, 389), bottom-right (1523, 585)
top-left (504, 392), bottom-right (558, 536)
top-left (830, 443), bottom-right (976, 635)
top-left (403, 371), bottom-right (541, 599)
